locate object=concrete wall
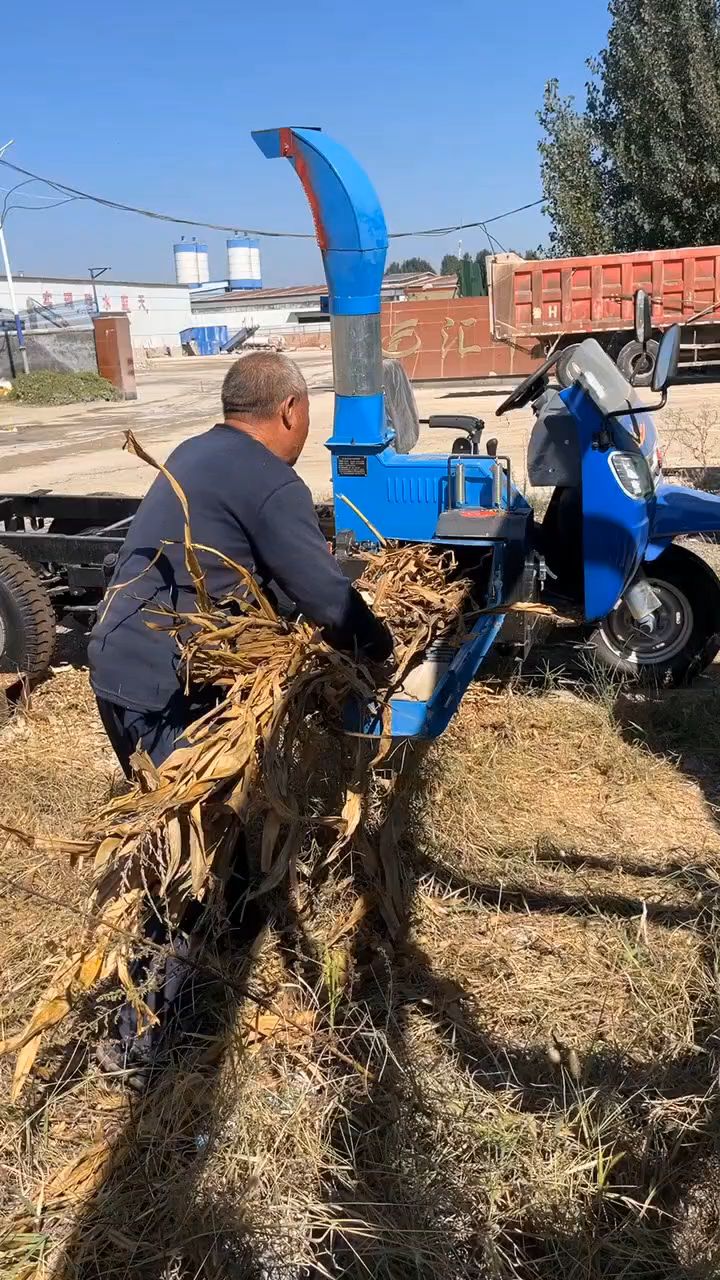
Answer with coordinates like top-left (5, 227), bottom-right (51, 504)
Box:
top-left (380, 297), bottom-right (542, 380)
top-left (0, 276), bottom-right (193, 358)
top-left (0, 327), bottom-right (98, 380)
top-left (279, 324), bottom-right (331, 350)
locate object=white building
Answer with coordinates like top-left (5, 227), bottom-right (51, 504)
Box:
top-left (0, 275), bottom-right (193, 358)
top-left (189, 283), bottom-right (330, 337)
top-left (188, 274), bottom-right (443, 341)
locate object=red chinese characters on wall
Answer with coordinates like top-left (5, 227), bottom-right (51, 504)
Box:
top-left (42, 290), bottom-right (53, 306)
top-left (120, 295), bottom-right (130, 311)
top-left (102, 294), bottom-right (112, 311)
top-left (63, 291), bottom-right (73, 305)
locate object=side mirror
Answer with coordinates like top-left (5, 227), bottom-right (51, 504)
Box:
top-left (634, 289), bottom-right (652, 346)
top-left (652, 325), bottom-right (681, 392)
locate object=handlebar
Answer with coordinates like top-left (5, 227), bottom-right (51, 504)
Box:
top-left (420, 414), bottom-right (486, 456)
top-left (423, 414), bottom-right (484, 435)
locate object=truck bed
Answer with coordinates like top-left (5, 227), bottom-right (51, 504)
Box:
top-left (489, 246), bottom-right (720, 340)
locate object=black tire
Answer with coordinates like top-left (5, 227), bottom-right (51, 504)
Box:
top-left (0, 547), bottom-right (56, 677)
top-left (589, 544), bottom-right (720, 685)
top-left (556, 344), bottom-right (581, 389)
top-left (616, 338), bottom-right (659, 387)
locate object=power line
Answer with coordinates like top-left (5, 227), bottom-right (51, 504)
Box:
top-left (3, 197), bottom-right (76, 220)
top-left (389, 199), bottom-right (544, 239)
top-left (0, 182), bottom-right (71, 202)
top-left (0, 155), bottom-right (544, 242)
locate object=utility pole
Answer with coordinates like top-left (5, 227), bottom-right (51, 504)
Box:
top-left (0, 140), bottom-right (28, 374)
top-left (0, 223), bottom-right (29, 374)
top-left (89, 266), bottom-right (110, 314)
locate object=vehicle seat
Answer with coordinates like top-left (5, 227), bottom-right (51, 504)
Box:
top-left (383, 358), bottom-right (420, 453)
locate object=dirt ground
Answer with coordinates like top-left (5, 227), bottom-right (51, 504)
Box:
top-left (1, 349), bottom-right (720, 500)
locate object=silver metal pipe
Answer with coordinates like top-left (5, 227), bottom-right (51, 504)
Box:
top-left (331, 313), bottom-right (382, 396)
top-left (492, 460), bottom-right (503, 506)
top-left (454, 461), bottom-right (466, 506)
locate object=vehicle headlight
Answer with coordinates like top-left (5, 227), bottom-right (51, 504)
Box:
top-left (609, 451), bottom-right (654, 499)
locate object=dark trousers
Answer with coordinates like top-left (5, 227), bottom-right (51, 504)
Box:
top-left (96, 690), bottom-right (215, 778)
top-left (96, 692), bottom-right (247, 1060)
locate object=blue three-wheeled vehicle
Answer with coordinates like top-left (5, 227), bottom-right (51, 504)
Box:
top-left (254, 126), bottom-right (720, 739)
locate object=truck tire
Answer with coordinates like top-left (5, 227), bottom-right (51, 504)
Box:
top-left (0, 547), bottom-right (56, 677)
top-left (588, 545), bottom-right (720, 685)
top-left (556, 344), bottom-right (581, 389)
top-left (616, 338), bottom-right (659, 387)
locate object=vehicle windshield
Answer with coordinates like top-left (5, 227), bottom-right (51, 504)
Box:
top-left (567, 338), bottom-right (644, 416)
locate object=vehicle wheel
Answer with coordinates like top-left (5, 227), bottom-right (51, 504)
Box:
top-left (589, 545), bottom-right (720, 685)
top-left (0, 547), bottom-right (56, 677)
top-left (556, 344), bottom-right (581, 389)
top-left (616, 338), bottom-right (659, 387)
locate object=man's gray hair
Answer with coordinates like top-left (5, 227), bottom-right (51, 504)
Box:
top-left (221, 352), bottom-right (307, 421)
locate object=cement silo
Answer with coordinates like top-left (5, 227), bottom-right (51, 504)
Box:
top-left (227, 236), bottom-right (262, 290)
top-left (174, 238), bottom-right (210, 288)
top-left (195, 242), bottom-right (210, 284)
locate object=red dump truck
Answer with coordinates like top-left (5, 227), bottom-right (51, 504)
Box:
top-left (489, 245), bottom-right (720, 386)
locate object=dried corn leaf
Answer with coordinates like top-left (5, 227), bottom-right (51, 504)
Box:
top-left (77, 949), bottom-right (105, 990)
top-left (326, 892), bottom-right (373, 945)
top-left (45, 1139), bottom-right (114, 1204)
top-left (161, 816), bottom-right (184, 894)
top-left (340, 788), bottom-right (364, 840)
top-left (243, 1008), bottom-right (315, 1052)
top-left (0, 821), bottom-right (94, 862)
top-left (2, 955), bottom-right (80, 1056)
top-left (187, 802), bottom-right (207, 896)
top-left (260, 810), bottom-right (282, 873)
top-left (249, 821), bottom-right (302, 898)
top-left (10, 1034), bottom-right (45, 1102)
top-left (94, 836), bottom-right (121, 873)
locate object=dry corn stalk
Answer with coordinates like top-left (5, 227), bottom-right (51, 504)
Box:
top-left (1, 434), bottom-right (473, 1099)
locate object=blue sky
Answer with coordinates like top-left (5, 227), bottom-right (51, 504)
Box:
top-left (2, 1), bottom-right (610, 286)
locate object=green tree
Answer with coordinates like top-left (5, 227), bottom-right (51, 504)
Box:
top-left (537, 79), bottom-right (611, 256)
top-left (441, 250), bottom-right (491, 278)
top-left (538, 0), bottom-right (720, 254)
top-left (507, 247), bottom-right (546, 259)
top-left (453, 251), bottom-right (490, 297)
top-left (587, 0), bottom-right (720, 249)
top-left (385, 257), bottom-right (435, 274)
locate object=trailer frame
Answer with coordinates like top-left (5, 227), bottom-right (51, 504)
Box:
top-left (0, 491), bottom-right (140, 679)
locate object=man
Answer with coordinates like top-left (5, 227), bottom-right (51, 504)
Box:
top-left (89, 352), bottom-right (392, 1081)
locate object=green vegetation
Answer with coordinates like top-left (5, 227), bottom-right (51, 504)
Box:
top-left (385, 257), bottom-right (435, 274)
top-left (441, 249), bottom-right (487, 279)
top-left (539, 0), bottom-right (720, 255)
top-left (10, 370), bottom-right (120, 406)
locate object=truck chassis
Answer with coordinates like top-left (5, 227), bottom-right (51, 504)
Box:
top-left (0, 492), bottom-right (139, 679)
